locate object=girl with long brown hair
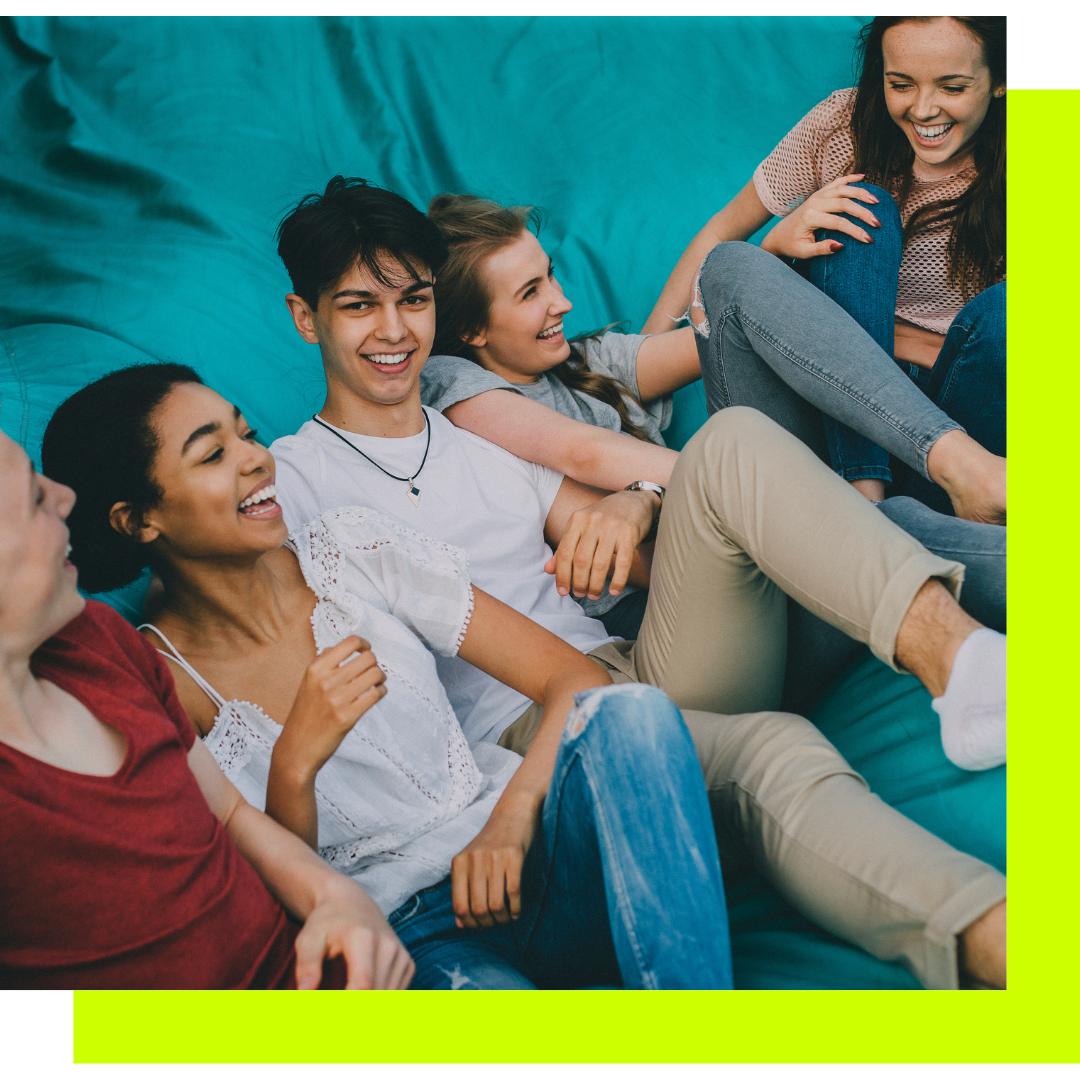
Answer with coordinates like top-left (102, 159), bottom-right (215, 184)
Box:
top-left (421, 183), bottom-right (1005, 642)
top-left (644, 16), bottom-right (1006, 509)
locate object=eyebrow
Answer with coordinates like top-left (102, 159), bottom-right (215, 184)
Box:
top-left (331, 279), bottom-right (434, 302)
top-left (885, 70), bottom-right (976, 81)
top-left (182, 405), bottom-right (241, 454)
top-left (514, 259), bottom-right (553, 300)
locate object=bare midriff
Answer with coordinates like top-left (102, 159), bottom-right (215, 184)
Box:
top-left (894, 320), bottom-right (946, 371)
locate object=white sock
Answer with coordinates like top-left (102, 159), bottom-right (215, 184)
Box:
top-left (932, 628), bottom-right (1007, 771)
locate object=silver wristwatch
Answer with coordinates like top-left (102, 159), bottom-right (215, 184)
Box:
top-left (624, 481), bottom-right (665, 542)
top-left (623, 480), bottom-right (666, 504)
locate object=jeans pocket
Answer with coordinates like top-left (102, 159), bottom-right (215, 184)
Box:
top-left (388, 891), bottom-right (424, 929)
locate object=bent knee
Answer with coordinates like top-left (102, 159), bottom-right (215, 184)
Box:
top-left (691, 404), bottom-right (788, 455)
top-left (957, 281), bottom-right (1006, 329)
top-left (566, 683), bottom-right (684, 747)
top-left (851, 182), bottom-right (901, 226)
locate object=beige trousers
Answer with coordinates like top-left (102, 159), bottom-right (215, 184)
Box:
top-left (501, 407), bottom-right (1005, 990)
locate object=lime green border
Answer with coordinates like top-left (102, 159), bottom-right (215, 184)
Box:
top-left (72, 88), bottom-right (1077, 1064)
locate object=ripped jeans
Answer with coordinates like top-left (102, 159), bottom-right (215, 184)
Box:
top-left (389, 684), bottom-right (733, 989)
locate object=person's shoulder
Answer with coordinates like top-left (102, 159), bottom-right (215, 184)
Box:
top-left (269, 421), bottom-right (323, 457)
top-left (41, 599), bottom-right (159, 678)
top-left (421, 355), bottom-right (519, 412)
top-left (801, 87), bottom-right (856, 129)
top-left (61, 599), bottom-right (142, 647)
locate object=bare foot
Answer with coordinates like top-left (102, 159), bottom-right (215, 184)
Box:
top-left (926, 430), bottom-right (1006, 524)
top-left (850, 478), bottom-right (885, 502)
top-left (958, 899), bottom-right (1006, 988)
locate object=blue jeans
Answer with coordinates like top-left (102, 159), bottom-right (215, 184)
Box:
top-left (692, 242), bottom-right (1005, 706)
top-left (807, 182), bottom-right (1006, 513)
top-left (389, 684), bottom-right (734, 990)
top-left (781, 495), bottom-right (1006, 715)
top-left (695, 240), bottom-right (960, 481)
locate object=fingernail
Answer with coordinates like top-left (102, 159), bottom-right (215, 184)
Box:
top-left (831, 242), bottom-right (844, 251)
top-left (587, 593), bottom-right (599, 601)
top-left (557, 587), bottom-right (568, 595)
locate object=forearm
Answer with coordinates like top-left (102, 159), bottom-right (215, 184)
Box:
top-left (225, 799), bottom-right (368, 921)
top-left (445, 392), bottom-right (678, 490)
top-left (265, 747), bottom-right (320, 850)
top-left (567, 429), bottom-right (678, 490)
top-left (493, 664), bottom-right (612, 817)
top-left (642, 180), bottom-right (772, 335)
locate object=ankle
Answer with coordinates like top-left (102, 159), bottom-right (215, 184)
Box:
top-left (926, 430), bottom-right (1007, 524)
top-left (958, 899), bottom-right (1006, 988)
top-left (895, 579), bottom-right (981, 698)
top-left (849, 478), bottom-right (885, 502)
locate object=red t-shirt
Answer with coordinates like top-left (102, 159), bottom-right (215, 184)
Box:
top-left (0, 601), bottom-right (301, 989)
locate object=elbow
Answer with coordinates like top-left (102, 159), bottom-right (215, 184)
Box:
top-left (566, 439), bottom-right (606, 486)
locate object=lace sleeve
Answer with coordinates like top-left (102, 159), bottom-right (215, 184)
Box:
top-left (752, 88), bottom-right (857, 217)
top-left (296, 506), bottom-right (475, 657)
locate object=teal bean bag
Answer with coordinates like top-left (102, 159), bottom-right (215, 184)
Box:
top-left (726, 650), bottom-right (1004, 990)
top-left (0, 16), bottom-right (1004, 989)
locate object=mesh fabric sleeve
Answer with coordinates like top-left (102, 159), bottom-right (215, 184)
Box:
top-left (752, 88), bottom-right (857, 218)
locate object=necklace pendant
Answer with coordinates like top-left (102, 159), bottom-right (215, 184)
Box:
top-left (406, 481), bottom-right (421, 506)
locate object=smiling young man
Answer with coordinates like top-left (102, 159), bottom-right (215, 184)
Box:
top-left (267, 175), bottom-right (1008, 991)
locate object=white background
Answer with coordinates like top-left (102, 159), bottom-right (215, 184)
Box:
top-left (0, 6), bottom-right (1074, 1076)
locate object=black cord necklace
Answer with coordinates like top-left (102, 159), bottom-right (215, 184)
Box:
top-left (311, 412), bottom-right (431, 506)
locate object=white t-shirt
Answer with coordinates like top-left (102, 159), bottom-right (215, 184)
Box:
top-left (271, 408), bottom-right (614, 744)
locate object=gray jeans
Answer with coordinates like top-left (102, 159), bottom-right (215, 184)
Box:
top-left (691, 242), bottom-right (1005, 712)
top-left (692, 241), bottom-right (960, 479)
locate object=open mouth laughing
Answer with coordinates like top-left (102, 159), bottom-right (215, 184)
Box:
top-left (911, 121), bottom-right (954, 146)
top-left (238, 481), bottom-right (280, 518)
top-left (362, 351), bottom-right (413, 373)
top-left (537, 321), bottom-right (564, 342)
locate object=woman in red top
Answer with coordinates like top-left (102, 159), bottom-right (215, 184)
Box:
top-left (645, 17), bottom-right (1005, 515)
top-left (0, 429), bottom-right (413, 989)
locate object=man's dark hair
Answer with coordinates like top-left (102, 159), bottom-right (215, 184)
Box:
top-left (42, 362), bottom-right (204, 593)
top-left (276, 176), bottom-right (449, 308)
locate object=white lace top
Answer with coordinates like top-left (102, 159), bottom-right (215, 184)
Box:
top-left (144, 506), bottom-right (521, 916)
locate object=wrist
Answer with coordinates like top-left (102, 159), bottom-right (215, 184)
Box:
top-left (269, 740), bottom-right (320, 790)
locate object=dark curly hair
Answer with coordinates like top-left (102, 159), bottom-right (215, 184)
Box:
top-left (277, 175), bottom-right (449, 308)
top-left (41, 363), bottom-right (204, 593)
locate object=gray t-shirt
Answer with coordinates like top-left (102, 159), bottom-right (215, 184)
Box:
top-left (420, 332), bottom-right (672, 447)
top-left (419, 332), bottom-right (670, 619)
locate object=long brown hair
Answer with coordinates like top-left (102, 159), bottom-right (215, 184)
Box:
top-left (851, 16), bottom-right (1005, 299)
top-left (427, 193), bottom-right (655, 442)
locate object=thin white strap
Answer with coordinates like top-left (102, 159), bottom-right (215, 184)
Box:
top-left (139, 623), bottom-right (228, 710)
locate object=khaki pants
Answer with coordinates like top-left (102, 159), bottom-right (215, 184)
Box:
top-left (501, 407), bottom-right (1005, 990)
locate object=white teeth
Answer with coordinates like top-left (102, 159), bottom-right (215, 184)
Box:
top-left (538, 322), bottom-right (563, 340)
top-left (239, 483), bottom-right (277, 509)
top-left (914, 122), bottom-right (953, 139)
top-left (365, 353), bottom-right (409, 365)
top-left (65, 543), bottom-right (72, 558)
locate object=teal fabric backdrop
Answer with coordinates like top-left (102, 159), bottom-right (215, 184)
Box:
top-left (0, 16), bottom-right (1004, 991)
top-left (1, 15), bottom-right (867, 459)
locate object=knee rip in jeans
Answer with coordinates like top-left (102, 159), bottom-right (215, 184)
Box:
top-left (565, 682), bottom-right (658, 740)
top-left (689, 268), bottom-right (710, 339)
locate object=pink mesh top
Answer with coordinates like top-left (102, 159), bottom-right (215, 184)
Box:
top-left (753, 88), bottom-right (982, 335)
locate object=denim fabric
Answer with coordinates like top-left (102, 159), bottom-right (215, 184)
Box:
top-left (390, 684), bottom-right (733, 989)
top-left (805, 183), bottom-right (1006, 509)
top-left (807, 182), bottom-right (901, 484)
top-left (780, 495), bottom-right (1006, 716)
top-left (694, 241), bottom-right (959, 481)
